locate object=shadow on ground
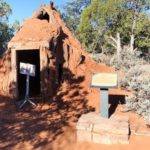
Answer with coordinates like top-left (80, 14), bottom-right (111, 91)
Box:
top-left (0, 68), bottom-right (95, 150)
top-left (109, 95), bottom-right (125, 117)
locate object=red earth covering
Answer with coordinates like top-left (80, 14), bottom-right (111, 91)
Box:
top-left (0, 5), bottom-right (149, 150)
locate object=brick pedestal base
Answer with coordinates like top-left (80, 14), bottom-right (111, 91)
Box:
top-left (76, 112), bottom-right (129, 144)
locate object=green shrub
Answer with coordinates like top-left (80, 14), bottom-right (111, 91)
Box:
top-left (105, 46), bottom-right (150, 125)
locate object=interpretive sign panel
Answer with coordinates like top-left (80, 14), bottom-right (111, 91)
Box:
top-left (20, 62), bottom-right (36, 77)
top-left (91, 73), bottom-right (117, 88)
top-left (91, 73), bottom-right (118, 118)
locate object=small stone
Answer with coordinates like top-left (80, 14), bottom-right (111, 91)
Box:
top-left (39, 131), bottom-right (49, 139)
top-left (92, 132), bottom-right (129, 144)
top-left (41, 105), bottom-right (49, 110)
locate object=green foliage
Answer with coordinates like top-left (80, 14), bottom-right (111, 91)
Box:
top-left (135, 15), bottom-right (150, 52)
top-left (0, 0), bottom-right (11, 19)
top-left (125, 70), bottom-right (150, 124)
top-left (0, 22), bottom-right (13, 52)
top-left (62, 0), bottom-right (91, 34)
top-left (78, 0), bottom-right (150, 53)
top-left (78, 0), bottom-right (123, 51)
top-left (109, 46), bottom-right (150, 124)
top-left (0, 0), bottom-right (19, 53)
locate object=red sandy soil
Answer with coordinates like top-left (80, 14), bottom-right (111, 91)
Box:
top-left (0, 70), bottom-right (149, 150)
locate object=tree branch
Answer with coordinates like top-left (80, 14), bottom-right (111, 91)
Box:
top-left (108, 36), bottom-right (117, 44)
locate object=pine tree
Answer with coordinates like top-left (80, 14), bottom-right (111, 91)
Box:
top-left (78, 0), bottom-right (150, 53)
top-left (0, 0), bottom-right (19, 53)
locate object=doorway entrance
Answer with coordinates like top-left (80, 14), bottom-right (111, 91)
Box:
top-left (16, 50), bottom-right (41, 99)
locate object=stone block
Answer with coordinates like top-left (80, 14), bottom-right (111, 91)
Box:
top-left (93, 122), bottom-right (129, 135)
top-left (76, 122), bottom-right (93, 131)
top-left (92, 132), bottom-right (129, 144)
top-left (112, 115), bottom-right (129, 123)
top-left (79, 112), bottom-right (101, 123)
top-left (77, 130), bottom-right (92, 142)
top-left (76, 113), bottom-right (129, 144)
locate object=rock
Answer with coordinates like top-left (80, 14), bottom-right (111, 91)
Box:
top-left (39, 131), bottom-right (49, 139)
top-left (76, 112), bottom-right (129, 144)
top-left (41, 104), bottom-right (49, 110)
top-left (76, 122), bottom-right (93, 131)
top-left (93, 122), bottom-right (129, 135)
top-left (92, 132), bottom-right (129, 144)
top-left (77, 130), bottom-right (92, 142)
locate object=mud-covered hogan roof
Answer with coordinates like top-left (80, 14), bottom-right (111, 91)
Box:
top-left (8, 4), bottom-right (83, 51)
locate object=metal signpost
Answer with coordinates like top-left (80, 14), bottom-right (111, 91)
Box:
top-left (91, 73), bottom-right (117, 119)
top-left (19, 62), bottom-right (36, 109)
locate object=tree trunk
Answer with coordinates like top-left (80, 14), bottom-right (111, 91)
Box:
top-left (130, 19), bottom-right (136, 52)
top-left (130, 34), bottom-right (135, 52)
top-left (107, 32), bottom-right (122, 60)
top-left (116, 32), bottom-right (121, 60)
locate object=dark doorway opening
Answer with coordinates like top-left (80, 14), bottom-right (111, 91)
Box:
top-left (16, 50), bottom-right (41, 100)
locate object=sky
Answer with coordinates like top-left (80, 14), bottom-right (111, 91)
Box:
top-left (5, 0), bottom-right (150, 25)
top-left (5, 0), bottom-right (73, 25)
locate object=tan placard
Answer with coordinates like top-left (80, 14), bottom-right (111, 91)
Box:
top-left (91, 73), bottom-right (117, 88)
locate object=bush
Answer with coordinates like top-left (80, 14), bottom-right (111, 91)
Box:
top-left (91, 53), bottom-right (112, 66)
top-left (106, 46), bottom-right (150, 124)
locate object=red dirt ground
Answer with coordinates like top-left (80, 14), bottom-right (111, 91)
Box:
top-left (0, 65), bottom-right (149, 150)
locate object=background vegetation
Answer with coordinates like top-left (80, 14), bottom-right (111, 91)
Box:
top-left (0, 0), bottom-right (19, 54)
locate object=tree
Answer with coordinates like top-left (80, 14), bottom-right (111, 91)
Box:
top-left (0, 0), bottom-right (11, 18)
top-left (78, 0), bottom-right (150, 54)
top-left (0, 0), bottom-right (19, 54)
top-left (62, 0), bottom-right (91, 34)
top-left (78, 0), bottom-right (125, 53)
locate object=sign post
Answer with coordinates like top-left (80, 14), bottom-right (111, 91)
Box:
top-left (19, 62), bottom-right (36, 108)
top-left (91, 73), bottom-right (117, 118)
top-left (100, 89), bottom-right (109, 118)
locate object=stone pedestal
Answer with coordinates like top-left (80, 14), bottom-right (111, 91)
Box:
top-left (76, 112), bottom-right (129, 144)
